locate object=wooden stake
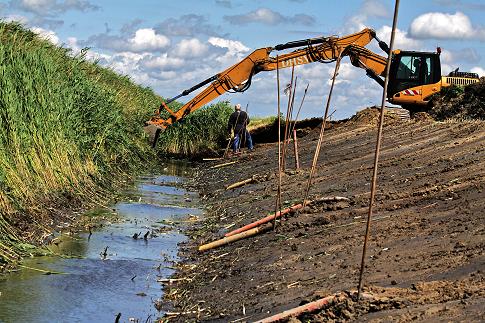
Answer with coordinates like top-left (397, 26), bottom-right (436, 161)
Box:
top-left (274, 55), bottom-right (282, 230)
top-left (282, 67), bottom-right (295, 171)
top-left (302, 54), bottom-right (343, 207)
top-left (293, 129), bottom-right (300, 169)
top-left (357, 0), bottom-right (401, 301)
top-left (289, 83), bottom-right (309, 135)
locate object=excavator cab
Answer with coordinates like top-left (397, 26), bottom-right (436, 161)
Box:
top-left (387, 51), bottom-right (442, 110)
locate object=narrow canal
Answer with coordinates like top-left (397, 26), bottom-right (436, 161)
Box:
top-left (0, 162), bottom-right (200, 323)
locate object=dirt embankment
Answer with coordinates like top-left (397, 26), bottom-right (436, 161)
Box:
top-left (163, 110), bottom-right (484, 322)
top-left (429, 77), bottom-right (485, 121)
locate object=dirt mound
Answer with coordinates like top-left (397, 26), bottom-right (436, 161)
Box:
top-left (251, 117), bottom-right (330, 143)
top-left (429, 78), bottom-right (485, 120)
top-left (350, 107), bottom-right (401, 125)
top-left (296, 274), bottom-right (484, 322)
top-left (413, 112), bottom-right (434, 122)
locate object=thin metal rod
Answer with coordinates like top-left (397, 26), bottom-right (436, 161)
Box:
top-left (357, 0), bottom-right (400, 301)
top-left (274, 55), bottom-right (282, 230)
top-left (302, 54), bottom-right (343, 207)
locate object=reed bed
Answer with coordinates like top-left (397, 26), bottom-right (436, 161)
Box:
top-left (0, 22), bottom-right (160, 268)
top-left (156, 101), bottom-right (233, 157)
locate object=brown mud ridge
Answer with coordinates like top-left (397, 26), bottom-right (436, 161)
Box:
top-left (163, 109), bottom-right (485, 322)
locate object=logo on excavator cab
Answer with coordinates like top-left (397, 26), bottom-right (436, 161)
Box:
top-left (281, 55), bottom-right (311, 68)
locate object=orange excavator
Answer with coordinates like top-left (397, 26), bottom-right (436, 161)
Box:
top-left (146, 28), bottom-right (479, 143)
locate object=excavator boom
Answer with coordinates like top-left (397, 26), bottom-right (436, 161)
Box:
top-left (147, 28), bottom-right (389, 133)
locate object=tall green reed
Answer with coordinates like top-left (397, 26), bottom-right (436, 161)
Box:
top-left (0, 21), bottom-right (159, 267)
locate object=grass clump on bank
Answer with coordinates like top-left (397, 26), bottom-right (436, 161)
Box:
top-left (0, 22), bottom-right (161, 268)
top-left (156, 101), bottom-right (233, 157)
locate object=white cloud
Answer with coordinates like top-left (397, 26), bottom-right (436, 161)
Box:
top-left (141, 53), bottom-right (185, 70)
top-left (12, 0), bottom-right (99, 15)
top-left (376, 26), bottom-right (422, 50)
top-left (471, 66), bottom-right (485, 77)
top-left (3, 14), bottom-right (30, 24)
top-left (31, 26), bottom-right (59, 44)
top-left (173, 38), bottom-right (209, 58)
top-left (343, 0), bottom-right (391, 33)
top-left (17, 0), bottom-right (54, 15)
top-left (409, 12), bottom-right (485, 41)
top-left (208, 37), bottom-right (249, 56)
top-left (224, 8), bottom-right (315, 26)
top-left (329, 62), bottom-right (363, 85)
top-left (440, 48), bottom-right (481, 65)
top-left (127, 28), bottom-right (170, 52)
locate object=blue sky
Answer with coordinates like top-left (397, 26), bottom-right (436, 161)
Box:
top-left (1, 0), bottom-right (484, 119)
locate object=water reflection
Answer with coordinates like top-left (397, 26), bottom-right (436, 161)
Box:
top-left (0, 162), bottom-right (198, 323)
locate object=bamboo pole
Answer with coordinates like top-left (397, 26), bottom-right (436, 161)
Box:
top-left (282, 66), bottom-right (295, 172)
top-left (302, 54), bottom-right (343, 208)
top-left (226, 177), bottom-right (255, 190)
top-left (357, 0), bottom-right (400, 301)
top-left (293, 129), bottom-right (300, 169)
top-left (289, 83), bottom-right (309, 136)
top-left (210, 161), bottom-right (237, 169)
top-left (274, 55), bottom-right (282, 230)
top-left (225, 203), bottom-right (303, 237)
top-left (199, 224), bottom-right (272, 252)
top-left (254, 293), bottom-right (345, 323)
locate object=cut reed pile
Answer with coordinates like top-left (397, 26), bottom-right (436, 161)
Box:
top-left (0, 22), bottom-right (161, 268)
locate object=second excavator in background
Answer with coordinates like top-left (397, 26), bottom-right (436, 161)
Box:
top-left (146, 28), bottom-right (479, 143)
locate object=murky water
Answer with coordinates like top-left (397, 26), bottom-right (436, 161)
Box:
top-left (0, 162), bottom-right (199, 323)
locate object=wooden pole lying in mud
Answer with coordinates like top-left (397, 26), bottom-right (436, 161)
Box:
top-left (199, 223), bottom-right (272, 252)
top-left (254, 293), bottom-right (346, 323)
top-left (225, 203), bottom-right (303, 237)
top-left (226, 176), bottom-right (255, 190)
top-left (302, 54), bottom-right (342, 207)
top-left (210, 161), bottom-right (237, 169)
top-left (357, 0), bottom-right (401, 301)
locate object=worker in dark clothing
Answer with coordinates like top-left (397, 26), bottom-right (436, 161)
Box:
top-left (227, 103), bottom-right (253, 153)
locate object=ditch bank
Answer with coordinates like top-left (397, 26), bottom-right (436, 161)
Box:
top-left (163, 112), bottom-right (485, 322)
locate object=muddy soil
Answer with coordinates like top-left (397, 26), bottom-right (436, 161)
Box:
top-left (163, 111), bottom-right (484, 322)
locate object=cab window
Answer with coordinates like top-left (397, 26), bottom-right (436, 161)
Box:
top-left (424, 57), bottom-right (433, 84)
top-left (396, 55), bottom-right (421, 80)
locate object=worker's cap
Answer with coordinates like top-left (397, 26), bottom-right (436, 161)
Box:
top-left (235, 104), bottom-right (241, 110)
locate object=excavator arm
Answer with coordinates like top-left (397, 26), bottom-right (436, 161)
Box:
top-left (147, 28), bottom-right (390, 133)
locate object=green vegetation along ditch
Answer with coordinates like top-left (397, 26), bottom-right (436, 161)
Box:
top-left (0, 22), bottom-right (231, 269)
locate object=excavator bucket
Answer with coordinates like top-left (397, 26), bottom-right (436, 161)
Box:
top-left (143, 124), bottom-right (163, 148)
